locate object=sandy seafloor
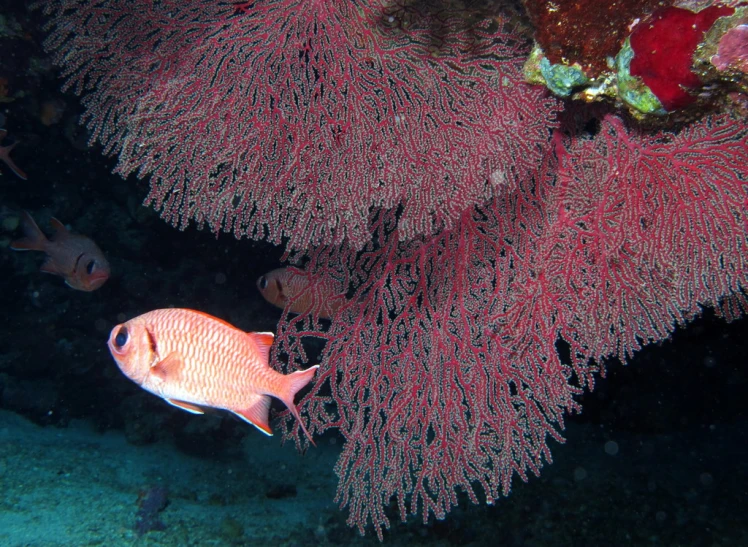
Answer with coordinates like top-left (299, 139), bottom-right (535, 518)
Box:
top-left (1, 404), bottom-right (746, 547)
top-left (0, 407), bottom-right (341, 547)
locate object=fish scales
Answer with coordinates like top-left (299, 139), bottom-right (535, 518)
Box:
top-left (107, 308), bottom-right (319, 443)
top-left (156, 310), bottom-right (265, 406)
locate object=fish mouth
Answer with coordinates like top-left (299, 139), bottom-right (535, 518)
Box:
top-left (86, 272), bottom-right (110, 289)
top-left (89, 271), bottom-right (110, 282)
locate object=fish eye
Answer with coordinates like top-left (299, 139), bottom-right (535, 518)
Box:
top-left (86, 260), bottom-right (96, 275)
top-left (258, 276), bottom-right (268, 289)
top-left (114, 326), bottom-right (129, 348)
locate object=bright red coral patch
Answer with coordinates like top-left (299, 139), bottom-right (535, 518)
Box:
top-left (523, 0), bottom-right (664, 75)
top-left (630, 5), bottom-right (735, 110)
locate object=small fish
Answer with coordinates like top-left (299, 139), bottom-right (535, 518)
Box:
top-left (0, 129), bottom-right (26, 180)
top-left (10, 211), bottom-right (110, 291)
top-left (107, 308), bottom-right (319, 443)
top-left (256, 267), bottom-right (346, 320)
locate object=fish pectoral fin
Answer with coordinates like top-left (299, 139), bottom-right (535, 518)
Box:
top-left (40, 256), bottom-right (64, 275)
top-left (152, 352), bottom-right (185, 381)
top-left (165, 399), bottom-right (205, 415)
top-left (232, 394), bottom-right (273, 436)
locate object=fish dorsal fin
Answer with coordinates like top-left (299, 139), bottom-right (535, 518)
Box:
top-left (151, 352), bottom-right (185, 381)
top-left (247, 332), bottom-right (274, 364)
top-left (165, 399), bottom-right (205, 415)
top-left (233, 394), bottom-right (273, 436)
top-left (48, 217), bottom-right (70, 239)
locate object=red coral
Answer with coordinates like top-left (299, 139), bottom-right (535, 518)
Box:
top-left (38, 0), bottom-right (557, 251)
top-left (629, 5), bottom-right (735, 110)
top-left (275, 112), bottom-right (748, 538)
top-left (522, 0), bottom-right (663, 75)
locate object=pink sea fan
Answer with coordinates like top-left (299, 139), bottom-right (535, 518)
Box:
top-left (274, 112), bottom-right (748, 538)
top-left (35, 0), bottom-right (748, 540)
top-left (38, 0), bottom-right (558, 251)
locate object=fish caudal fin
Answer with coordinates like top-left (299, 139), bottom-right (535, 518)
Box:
top-left (234, 393), bottom-right (273, 436)
top-left (10, 211), bottom-right (48, 252)
top-left (278, 365), bottom-right (320, 446)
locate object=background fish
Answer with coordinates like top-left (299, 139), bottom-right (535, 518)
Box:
top-left (10, 211), bottom-right (109, 291)
top-left (0, 128), bottom-right (26, 180)
top-left (107, 308), bottom-right (319, 444)
top-left (256, 267), bottom-right (346, 320)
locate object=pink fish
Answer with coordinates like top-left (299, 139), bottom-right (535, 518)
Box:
top-left (256, 267), bottom-right (346, 320)
top-left (10, 211), bottom-right (110, 291)
top-left (107, 308), bottom-right (319, 443)
top-left (0, 129), bottom-right (26, 180)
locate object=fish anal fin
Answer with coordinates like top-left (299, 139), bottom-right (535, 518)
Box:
top-left (152, 352), bottom-right (185, 381)
top-left (247, 332), bottom-right (274, 364)
top-left (233, 393), bottom-right (273, 436)
top-left (165, 399), bottom-right (205, 415)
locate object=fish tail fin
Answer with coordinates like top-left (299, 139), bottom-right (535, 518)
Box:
top-left (10, 211), bottom-right (48, 252)
top-left (0, 140), bottom-right (27, 180)
top-left (279, 365), bottom-right (320, 446)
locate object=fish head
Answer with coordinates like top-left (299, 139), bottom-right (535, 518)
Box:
top-left (107, 319), bottom-right (155, 385)
top-left (256, 268), bottom-right (288, 309)
top-left (69, 250), bottom-right (110, 291)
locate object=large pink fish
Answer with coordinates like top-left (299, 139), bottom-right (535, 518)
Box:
top-left (107, 308), bottom-right (318, 443)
